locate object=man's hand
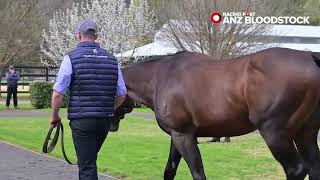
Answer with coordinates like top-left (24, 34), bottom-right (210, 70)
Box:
top-left (50, 115), bottom-right (61, 128)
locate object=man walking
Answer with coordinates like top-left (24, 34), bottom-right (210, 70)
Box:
top-left (50, 20), bottom-right (127, 180)
top-left (5, 65), bottom-right (20, 108)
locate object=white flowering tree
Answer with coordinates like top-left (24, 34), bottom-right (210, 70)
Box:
top-left (40, 0), bottom-right (156, 67)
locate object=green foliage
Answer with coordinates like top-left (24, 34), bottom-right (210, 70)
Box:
top-left (29, 82), bottom-right (69, 109)
top-left (29, 82), bottom-right (54, 109)
top-left (303, 0), bottom-right (320, 25)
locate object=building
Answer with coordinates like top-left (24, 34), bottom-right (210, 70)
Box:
top-left (116, 24), bottom-right (320, 59)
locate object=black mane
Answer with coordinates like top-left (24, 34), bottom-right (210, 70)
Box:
top-left (136, 50), bottom-right (189, 63)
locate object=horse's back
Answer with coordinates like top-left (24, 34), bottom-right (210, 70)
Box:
top-left (154, 53), bottom-right (254, 136)
top-left (153, 48), bottom-right (320, 137)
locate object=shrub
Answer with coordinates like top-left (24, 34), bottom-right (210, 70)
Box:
top-left (30, 82), bottom-right (53, 109)
top-left (29, 82), bottom-right (69, 109)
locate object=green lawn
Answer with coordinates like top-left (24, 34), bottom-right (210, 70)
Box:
top-left (132, 108), bottom-right (153, 113)
top-left (0, 116), bottom-right (285, 180)
top-left (1, 92), bottom-right (30, 97)
top-left (0, 103), bottom-right (34, 111)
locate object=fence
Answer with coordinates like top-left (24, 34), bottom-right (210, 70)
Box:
top-left (0, 66), bottom-right (57, 94)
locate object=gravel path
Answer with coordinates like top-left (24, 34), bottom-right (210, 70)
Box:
top-left (0, 141), bottom-right (114, 180)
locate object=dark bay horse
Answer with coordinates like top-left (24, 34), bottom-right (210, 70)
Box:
top-left (114, 48), bottom-right (320, 180)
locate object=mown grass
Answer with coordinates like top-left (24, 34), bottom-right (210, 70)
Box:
top-left (0, 92), bottom-right (30, 97)
top-left (0, 116), bottom-right (285, 180)
top-left (0, 103), bottom-right (34, 111)
top-left (132, 108), bottom-right (153, 113)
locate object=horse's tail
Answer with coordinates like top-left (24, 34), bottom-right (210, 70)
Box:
top-left (311, 52), bottom-right (320, 68)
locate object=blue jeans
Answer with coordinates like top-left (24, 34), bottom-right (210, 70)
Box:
top-left (69, 119), bottom-right (110, 180)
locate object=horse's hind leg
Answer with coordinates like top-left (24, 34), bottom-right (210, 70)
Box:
top-left (294, 121), bottom-right (320, 180)
top-left (164, 138), bottom-right (182, 180)
top-left (259, 128), bottom-right (307, 180)
top-left (171, 131), bottom-right (206, 180)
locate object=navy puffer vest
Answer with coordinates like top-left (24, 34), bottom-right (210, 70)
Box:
top-left (67, 41), bottom-right (118, 120)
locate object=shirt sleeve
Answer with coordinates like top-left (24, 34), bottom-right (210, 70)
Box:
top-left (116, 64), bottom-right (127, 96)
top-left (53, 55), bottom-right (72, 95)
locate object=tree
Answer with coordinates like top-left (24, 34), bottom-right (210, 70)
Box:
top-left (150, 0), bottom-right (297, 59)
top-left (303, 0), bottom-right (320, 25)
top-left (40, 0), bottom-right (156, 67)
top-left (0, 0), bottom-right (43, 96)
top-left (0, 0), bottom-right (43, 67)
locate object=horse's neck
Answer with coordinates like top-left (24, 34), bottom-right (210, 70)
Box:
top-left (123, 65), bottom-right (156, 109)
top-left (127, 87), bottom-right (154, 109)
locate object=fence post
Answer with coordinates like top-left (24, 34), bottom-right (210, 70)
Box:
top-left (22, 67), bottom-right (24, 89)
top-left (0, 76), bottom-right (1, 97)
top-left (45, 67), bottom-right (49, 81)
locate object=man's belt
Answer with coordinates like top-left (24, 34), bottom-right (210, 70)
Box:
top-left (42, 122), bottom-right (75, 165)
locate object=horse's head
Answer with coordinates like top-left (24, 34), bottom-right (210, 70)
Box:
top-left (109, 96), bottom-right (135, 132)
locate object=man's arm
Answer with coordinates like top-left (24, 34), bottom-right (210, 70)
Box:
top-left (114, 64), bottom-right (127, 110)
top-left (51, 91), bottom-right (64, 126)
top-left (50, 55), bottom-right (72, 126)
top-left (5, 72), bottom-right (10, 81)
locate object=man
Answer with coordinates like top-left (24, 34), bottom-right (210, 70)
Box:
top-left (5, 65), bottom-right (20, 108)
top-left (51, 20), bottom-right (127, 180)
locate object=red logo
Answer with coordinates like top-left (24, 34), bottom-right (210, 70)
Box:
top-left (210, 12), bottom-right (222, 24)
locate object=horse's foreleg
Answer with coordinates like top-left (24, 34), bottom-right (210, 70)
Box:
top-left (164, 138), bottom-right (182, 180)
top-left (171, 131), bottom-right (206, 180)
top-left (294, 122), bottom-right (320, 180)
top-left (259, 128), bottom-right (307, 180)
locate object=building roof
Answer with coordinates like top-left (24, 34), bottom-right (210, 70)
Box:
top-left (268, 25), bottom-right (320, 38)
top-left (263, 43), bottom-right (320, 52)
top-left (115, 41), bottom-right (179, 58)
top-left (116, 24), bottom-right (320, 58)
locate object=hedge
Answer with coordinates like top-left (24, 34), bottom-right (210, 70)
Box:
top-left (29, 82), bottom-right (69, 109)
top-left (29, 81), bottom-right (143, 109)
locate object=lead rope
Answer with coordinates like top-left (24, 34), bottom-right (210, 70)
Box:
top-left (42, 122), bottom-right (76, 165)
